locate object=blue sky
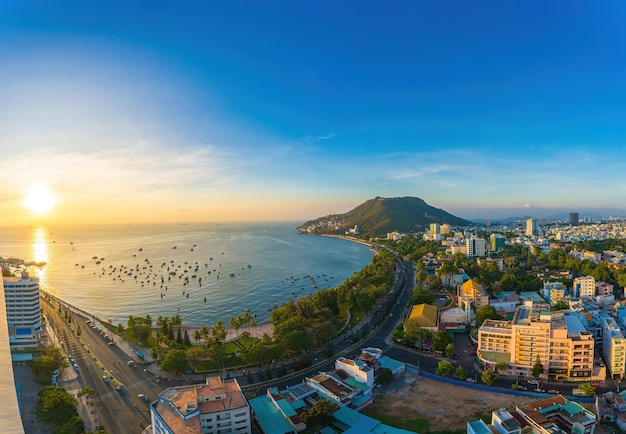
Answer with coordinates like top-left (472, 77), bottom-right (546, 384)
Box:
top-left (1, 1), bottom-right (626, 225)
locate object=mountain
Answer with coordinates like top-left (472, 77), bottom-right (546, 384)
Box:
top-left (298, 196), bottom-right (471, 235)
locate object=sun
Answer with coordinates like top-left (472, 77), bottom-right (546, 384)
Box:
top-left (23, 185), bottom-right (56, 215)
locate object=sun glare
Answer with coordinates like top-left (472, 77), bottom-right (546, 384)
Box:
top-left (24, 185), bottom-right (56, 215)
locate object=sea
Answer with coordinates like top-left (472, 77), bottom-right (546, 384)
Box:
top-left (0, 222), bottom-right (373, 327)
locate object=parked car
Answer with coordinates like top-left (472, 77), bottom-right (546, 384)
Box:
top-left (138, 394), bottom-right (149, 401)
top-left (116, 385), bottom-right (125, 394)
top-left (103, 375), bottom-right (109, 383)
top-left (466, 378), bottom-right (476, 383)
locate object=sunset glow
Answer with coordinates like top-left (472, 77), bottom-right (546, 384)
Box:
top-left (23, 185), bottom-right (56, 215)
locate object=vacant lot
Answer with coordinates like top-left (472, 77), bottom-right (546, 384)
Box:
top-left (363, 372), bottom-right (538, 433)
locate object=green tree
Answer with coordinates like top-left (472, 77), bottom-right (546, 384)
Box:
top-left (403, 318), bottom-right (423, 344)
top-left (444, 343), bottom-right (456, 359)
top-left (495, 362), bottom-right (509, 372)
top-left (31, 346), bottom-right (69, 384)
top-left (551, 300), bottom-right (570, 311)
top-left (475, 305), bottom-right (502, 327)
top-left (375, 367), bottom-right (393, 385)
top-left (186, 347), bottom-right (208, 371)
top-left (53, 415), bottom-right (84, 434)
top-left (454, 365), bottom-right (467, 380)
top-left (160, 349), bottom-right (191, 374)
top-left (532, 357), bottom-right (544, 379)
top-left (410, 287), bottom-right (435, 305)
top-left (481, 369), bottom-right (497, 385)
top-left (579, 382), bottom-right (597, 396)
top-left (435, 360), bottom-right (453, 376)
top-left (36, 386), bottom-right (78, 426)
top-left (302, 399), bottom-right (339, 427)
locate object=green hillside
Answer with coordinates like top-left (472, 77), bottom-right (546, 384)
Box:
top-left (298, 196), bottom-right (471, 236)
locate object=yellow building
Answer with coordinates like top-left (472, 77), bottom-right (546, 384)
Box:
top-left (458, 279), bottom-right (489, 309)
top-left (406, 303), bottom-right (439, 332)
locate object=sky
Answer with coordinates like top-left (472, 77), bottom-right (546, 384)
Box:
top-left (1, 1), bottom-right (626, 226)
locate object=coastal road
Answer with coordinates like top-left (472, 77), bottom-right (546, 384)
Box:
top-left (43, 299), bottom-right (159, 433)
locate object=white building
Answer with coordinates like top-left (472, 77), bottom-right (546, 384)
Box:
top-left (151, 377), bottom-right (251, 434)
top-left (3, 271), bottom-right (42, 350)
top-left (574, 276), bottom-right (596, 298)
top-left (602, 318), bottom-right (626, 380)
top-left (335, 356), bottom-right (374, 387)
top-left (466, 236), bottom-right (487, 258)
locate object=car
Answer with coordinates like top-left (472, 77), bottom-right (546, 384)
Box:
top-left (127, 360), bottom-right (135, 367)
top-left (138, 394), bottom-right (149, 401)
top-left (116, 385), bottom-right (125, 394)
top-left (548, 389), bottom-right (558, 394)
top-left (73, 364), bottom-right (79, 372)
top-left (68, 355), bottom-right (74, 362)
top-left (103, 375), bottom-right (109, 383)
top-left (466, 378), bottom-right (476, 383)
top-left (528, 379), bottom-right (539, 385)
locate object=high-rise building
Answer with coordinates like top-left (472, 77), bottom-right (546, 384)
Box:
top-left (489, 233), bottom-right (505, 251)
top-left (150, 377), bottom-right (251, 434)
top-left (568, 212), bottom-right (579, 226)
top-left (602, 317), bottom-right (625, 380)
top-left (466, 236), bottom-right (487, 258)
top-left (526, 218), bottom-right (538, 236)
top-left (429, 223), bottom-right (440, 235)
top-left (3, 271), bottom-right (41, 350)
top-left (440, 223), bottom-right (451, 235)
top-left (0, 271), bottom-right (27, 433)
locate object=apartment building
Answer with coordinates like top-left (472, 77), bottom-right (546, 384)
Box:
top-left (542, 281), bottom-right (567, 306)
top-left (466, 236), bottom-right (487, 258)
top-left (477, 303), bottom-right (595, 380)
top-left (526, 218), bottom-right (538, 236)
top-left (574, 276), bottom-right (596, 298)
top-left (602, 317), bottom-right (626, 380)
top-left (150, 377), bottom-right (251, 434)
top-left (3, 271), bottom-right (42, 350)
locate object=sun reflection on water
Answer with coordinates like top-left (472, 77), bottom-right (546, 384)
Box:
top-left (31, 228), bottom-right (48, 284)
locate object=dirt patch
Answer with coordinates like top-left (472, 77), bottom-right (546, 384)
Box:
top-left (364, 372), bottom-right (538, 432)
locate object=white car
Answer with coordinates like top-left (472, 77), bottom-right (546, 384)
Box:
top-left (138, 394), bottom-right (149, 401)
top-left (466, 378), bottom-right (476, 383)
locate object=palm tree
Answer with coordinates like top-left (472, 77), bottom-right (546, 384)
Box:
top-left (230, 316), bottom-right (241, 339)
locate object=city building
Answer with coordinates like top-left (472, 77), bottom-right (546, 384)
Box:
top-left (0, 272), bottom-right (26, 433)
top-left (458, 279), bottom-right (489, 310)
top-left (430, 223), bottom-right (440, 235)
top-left (466, 236), bottom-right (487, 258)
top-left (3, 271), bottom-right (42, 351)
top-left (440, 223), bottom-right (451, 234)
top-left (491, 408), bottom-right (522, 434)
top-left (602, 317), bottom-right (626, 380)
top-left (569, 212), bottom-right (579, 226)
top-left (150, 377), bottom-right (251, 434)
top-left (574, 276), bottom-right (596, 299)
top-left (516, 394), bottom-right (596, 433)
top-left (477, 303), bottom-right (595, 380)
top-left (490, 233), bottom-right (506, 252)
top-left (541, 281), bottom-right (567, 306)
top-left (526, 218), bottom-right (538, 236)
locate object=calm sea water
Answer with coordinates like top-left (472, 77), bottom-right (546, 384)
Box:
top-left (0, 222), bottom-right (373, 327)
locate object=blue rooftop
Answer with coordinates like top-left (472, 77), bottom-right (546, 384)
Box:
top-left (249, 396), bottom-right (298, 434)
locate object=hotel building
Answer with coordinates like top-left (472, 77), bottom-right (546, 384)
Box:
top-left (3, 271), bottom-right (42, 351)
top-left (478, 302), bottom-right (595, 380)
top-left (150, 377), bottom-right (251, 434)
